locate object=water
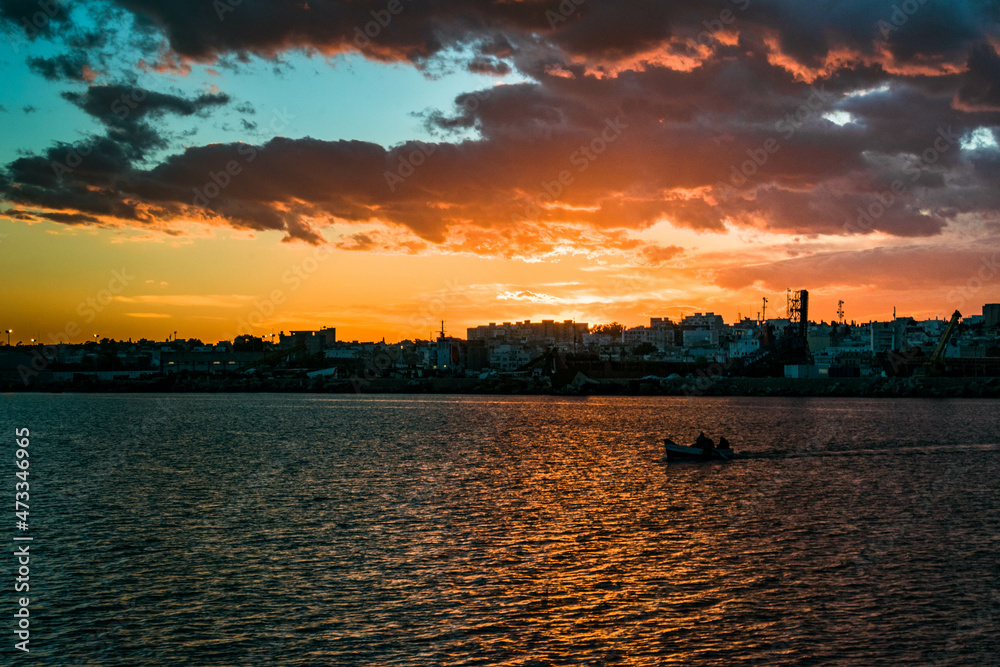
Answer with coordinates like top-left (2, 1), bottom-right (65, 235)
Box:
top-left (3, 394), bottom-right (999, 665)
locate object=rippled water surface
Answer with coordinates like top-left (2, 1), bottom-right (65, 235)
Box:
top-left (5, 394), bottom-right (1000, 665)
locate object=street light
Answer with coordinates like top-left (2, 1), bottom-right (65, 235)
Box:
top-left (5, 330), bottom-right (11, 382)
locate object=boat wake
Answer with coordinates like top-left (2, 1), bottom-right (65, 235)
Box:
top-left (733, 443), bottom-right (1000, 460)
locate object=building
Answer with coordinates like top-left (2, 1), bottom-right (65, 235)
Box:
top-left (728, 328), bottom-right (760, 358)
top-left (279, 327), bottom-right (336, 355)
top-left (984, 304), bottom-right (1000, 329)
top-left (683, 329), bottom-right (716, 347)
top-left (623, 325), bottom-right (674, 350)
top-left (582, 332), bottom-right (618, 346)
top-left (870, 320), bottom-right (906, 352)
top-left (679, 312), bottom-right (724, 347)
top-left (161, 351), bottom-right (267, 373)
top-left (784, 364), bottom-right (823, 379)
top-left (813, 346), bottom-right (871, 372)
top-left (489, 344), bottom-right (532, 372)
top-left (765, 318), bottom-right (792, 336)
top-left (467, 320), bottom-right (588, 345)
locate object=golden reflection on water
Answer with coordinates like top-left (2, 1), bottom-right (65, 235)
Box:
top-left (15, 394), bottom-right (1000, 664)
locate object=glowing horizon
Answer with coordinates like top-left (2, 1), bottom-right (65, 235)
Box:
top-left (3, 1), bottom-right (1000, 343)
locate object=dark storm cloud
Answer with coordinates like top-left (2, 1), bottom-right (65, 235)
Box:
top-left (18, 0), bottom-right (985, 76)
top-left (3, 1), bottom-right (998, 83)
top-left (0, 0), bottom-right (73, 38)
top-left (467, 56), bottom-right (510, 76)
top-left (94, 0), bottom-right (480, 60)
top-left (0, 85), bottom-right (239, 235)
top-left (740, 0), bottom-right (990, 66)
top-left (66, 28), bottom-right (108, 50)
top-left (27, 52), bottom-right (92, 81)
top-left (44, 211), bottom-right (100, 224)
top-left (59, 84), bottom-right (230, 155)
top-left (4, 60), bottom-right (1000, 247)
top-left (7, 134), bottom-right (137, 189)
top-left (3, 0), bottom-right (1000, 254)
top-left (958, 43), bottom-right (1000, 110)
top-left (61, 84), bottom-right (229, 123)
top-left (2, 132), bottom-right (148, 225)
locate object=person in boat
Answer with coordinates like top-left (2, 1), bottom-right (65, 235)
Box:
top-left (718, 436), bottom-right (730, 450)
top-left (694, 432), bottom-right (715, 458)
top-left (702, 439), bottom-right (716, 458)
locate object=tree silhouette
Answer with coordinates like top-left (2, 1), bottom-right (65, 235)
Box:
top-left (591, 322), bottom-right (625, 335)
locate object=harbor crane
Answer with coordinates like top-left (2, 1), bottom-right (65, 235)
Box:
top-left (925, 310), bottom-right (962, 375)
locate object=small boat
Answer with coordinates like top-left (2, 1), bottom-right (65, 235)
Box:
top-left (664, 439), bottom-right (734, 461)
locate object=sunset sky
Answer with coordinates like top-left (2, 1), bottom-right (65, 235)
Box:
top-left (2, 0), bottom-right (1000, 343)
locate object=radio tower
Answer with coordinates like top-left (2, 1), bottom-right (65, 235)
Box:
top-left (837, 300), bottom-right (845, 324)
top-left (786, 289), bottom-right (808, 337)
